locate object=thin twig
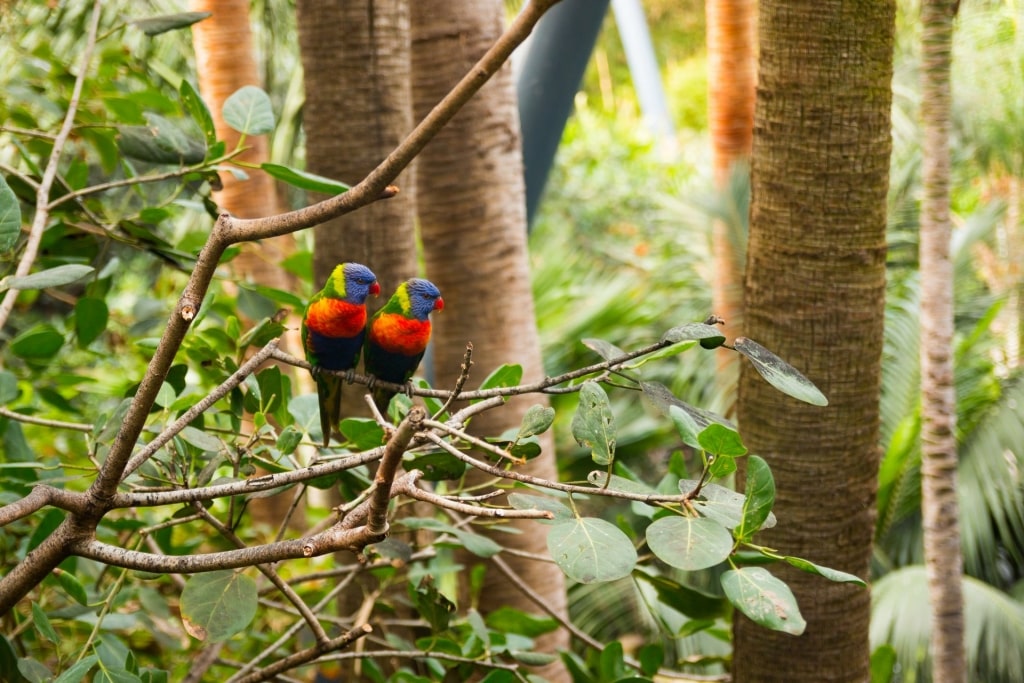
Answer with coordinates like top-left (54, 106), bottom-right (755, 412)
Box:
top-left (433, 342), bottom-right (474, 419)
top-left (393, 471), bottom-right (553, 520)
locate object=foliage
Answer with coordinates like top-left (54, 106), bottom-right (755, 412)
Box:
top-left (0, 4), bottom-right (848, 683)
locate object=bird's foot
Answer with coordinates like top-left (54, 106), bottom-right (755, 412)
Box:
top-left (343, 369), bottom-right (356, 384)
top-left (404, 381), bottom-right (415, 399)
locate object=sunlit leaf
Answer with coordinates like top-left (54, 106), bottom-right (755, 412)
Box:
top-left (571, 381), bottom-right (615, 466)
top-left (180, 570), bottom-right (257, 642)
top-left (478, 363), bottom-right (523, 391)
top-left (734, 337), bottom-right (828, 406)
top-left (697, 423), bottom-right (747, 457)
top-left (339, 417), bottom-right (385, 451)
top-left (646, 515), bottom-right (733, 570)
top-left (1, 265), bottom-right (94, 291)
top-left (261, 163), bottom-right (349, 195)
top-left (222, 86), bottom-right (275, 136)
top-left (547, 517), bottom-right (637, 583)
top-left (721, 567), bottom-right (806, 635)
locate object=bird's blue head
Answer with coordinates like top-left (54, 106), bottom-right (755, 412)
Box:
top-left (401, 278), bottom-right (444, 321)
top-left (330, 263), bottom-right (380, 303)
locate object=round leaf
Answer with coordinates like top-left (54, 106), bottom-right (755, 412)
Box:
top-left (222, 86), bottom-right (275, 136)
top-left (646, 515), bottom-right (733, 570)
top-left (180, 570), bottom-right (258, 642)
top-left (721, 567), bottom-right (806, 635)
top-left (547, 517), bottom-right (637, 583)
top-left (517, 404), bottom-right (555, 439)
top-left (697, 423), bottom-right (748, 456)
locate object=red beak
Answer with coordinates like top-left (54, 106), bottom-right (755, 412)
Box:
top-left (434, 296), bottom-right (445, 311)
top-left (370, 281), bottom-right (381, 296)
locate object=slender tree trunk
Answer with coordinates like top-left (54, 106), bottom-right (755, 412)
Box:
top-left (920, 0), bottom-right (966, 680)
top-left (705, 0), bottom-right (756, 407)
top-left (191, 0), bottom-right (304, 530)
top-left (732, 1), bottom-right (895, 681)
top-left (410, 1), bottom-right (569, 676)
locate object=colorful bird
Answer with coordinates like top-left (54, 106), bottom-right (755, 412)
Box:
top-left (302, 262), bottom-right (380, 446)
top-left (364, 278), bottom-right (444, 416)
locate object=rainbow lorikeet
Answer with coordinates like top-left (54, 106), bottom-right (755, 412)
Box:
top-left (364, 278), bottom-right (444, 415)
top-left (302, 262), bottom-right (380, 446)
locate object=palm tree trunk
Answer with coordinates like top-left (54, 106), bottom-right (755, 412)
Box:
top-left (410, 1), bottom-right (569, 677)
top-left (706, 0), bottom-right (756, 406)
top-left (920, 0), bottom-right (967, 680)
top-left (732, 0), bottom-right (895, 680)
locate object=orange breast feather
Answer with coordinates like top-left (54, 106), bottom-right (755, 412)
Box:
top-left (306, 298), bottom-right (366, 337)
top-left (371, 313), bottom-right (431, 355)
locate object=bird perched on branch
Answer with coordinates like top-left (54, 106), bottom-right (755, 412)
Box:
top-left (364, 278), bottom-right (444, 417)
top-left (302, 262), bottom-right (380, 446)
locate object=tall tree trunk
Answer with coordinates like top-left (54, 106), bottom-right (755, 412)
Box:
top-left (732, 0), bottom-right (895, 681)
top-left (410, 0), bottom-right (569, 676)
top-left (920, 0), bottom-right (966, 680)
top-left (705, 0), bottom-right (756, 407)
top-left (295, 0), bottom-right (417, 393)
top-left (191, 0), bottom-right (303, 529)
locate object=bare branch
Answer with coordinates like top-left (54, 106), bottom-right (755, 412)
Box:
top-left (0, 407), bottom-right (92, 432)
top-left (231, 625), bottom-right (373, 683)
top-left (366, 407), bottom-right (425, 535)
top-left (0, 485), bottom-right (88, 526)
top-left (393, 470), bottom-right (554, 520)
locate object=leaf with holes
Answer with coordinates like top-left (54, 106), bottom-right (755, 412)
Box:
top-left (571, 381), bottom-right (615, 466)
top-left (646, 515), bottom-right (733, 570)
top-left (547, 517), bottom-right (637, 583)
top-left (721, 567), bottom-right (806, 635)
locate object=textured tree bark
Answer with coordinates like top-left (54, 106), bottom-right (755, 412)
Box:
top-left (296, 0), bottom-right (417, 407)
top-left (919, 0), bottom-right (966, 680)
top-left (732, 0), bottom-right (895, 680)
top-left (410, 1), bottom-right (569, 676)
top-left (706, 0), bottom-right (756, 408)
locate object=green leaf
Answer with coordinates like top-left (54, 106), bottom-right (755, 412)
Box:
top-left (0, 174), bottom-right (21, 253)
top-left (260, 163), bottom-right (349, 195)
top-left (179, 426), bottom-right (222, 453)
top-left (179, 79), bottom-right (217, 146)
top-left (1, 265), bottom-right (94, 291)
top-left (409, 576), bottom-right (455, 633)
top-left (623, 339), bottom-right (697, 369)
top-left (510, 651), bottom-right (559, 666)
top-left (708, 454), bottom-right (737, 478)
top-left (640, 381), bottom-right (735, 432)
top-left (31, 602), bottom-right (58, 644)
top-left (660, 322), bottom-right (726, 347)
top-left (697, 423), bottom-right (747, 456)
top-left (646, 515), bottom-right (733, 570)
top-left (54, 655), bottom-right (98, 683)
top-left (0, 370), bottom-right (18, 404)
top-left (131, 11), bottom-right (211, 35)
top-left (484, 606), bottom-right (559, 637)
top-left (634, 569), bottom-right (728, 620)
top-left (54, 568), bottom-right (88, 605)
top-left (669, 405), bottom-right (701, 449)
top-left (9, 325), bottom-right (64, 360)
top-left (680, 481), bottom-right (747, 529)
top-left (456, 530), bottom-right (503, 558)
top-left (870, 644), bottom-right (897, 683)
top-left (736, 455), bottom-right (775, 540)
top-left (721, 567), bottom-right (806, 635)
top-left (179, 570), bottom-right (258, 642)
top-left (339, 418), bottom-right (385, 451)
top-left (516, 404), bottom-right (555, 439)
top-left (546, 517), bottom-right (637, 583)
top-left (75, 297), bottom-right (108, 347)
top-left (571, 382), bottom-right (616, 466)
top-left (506, 493), bottom-right (573, 523)
top-left (478, 363), bottom-right (523, 391)
top-left (405, 450), bottom-right (466, 481)
top-left (587, 471), bottom-right (656, 496)
top-left (275, 426), bottom-right (303, 455)
top-left (733, 337), bottom-right (828, 406)
top-left (783, 556), bottom-right (866, 587)
top-left (638, 643), bottom-right (664, 677)
top-left (118, 114), bottom-right (206, 165)
top-left (222, 86), bottom-right (275, 136)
